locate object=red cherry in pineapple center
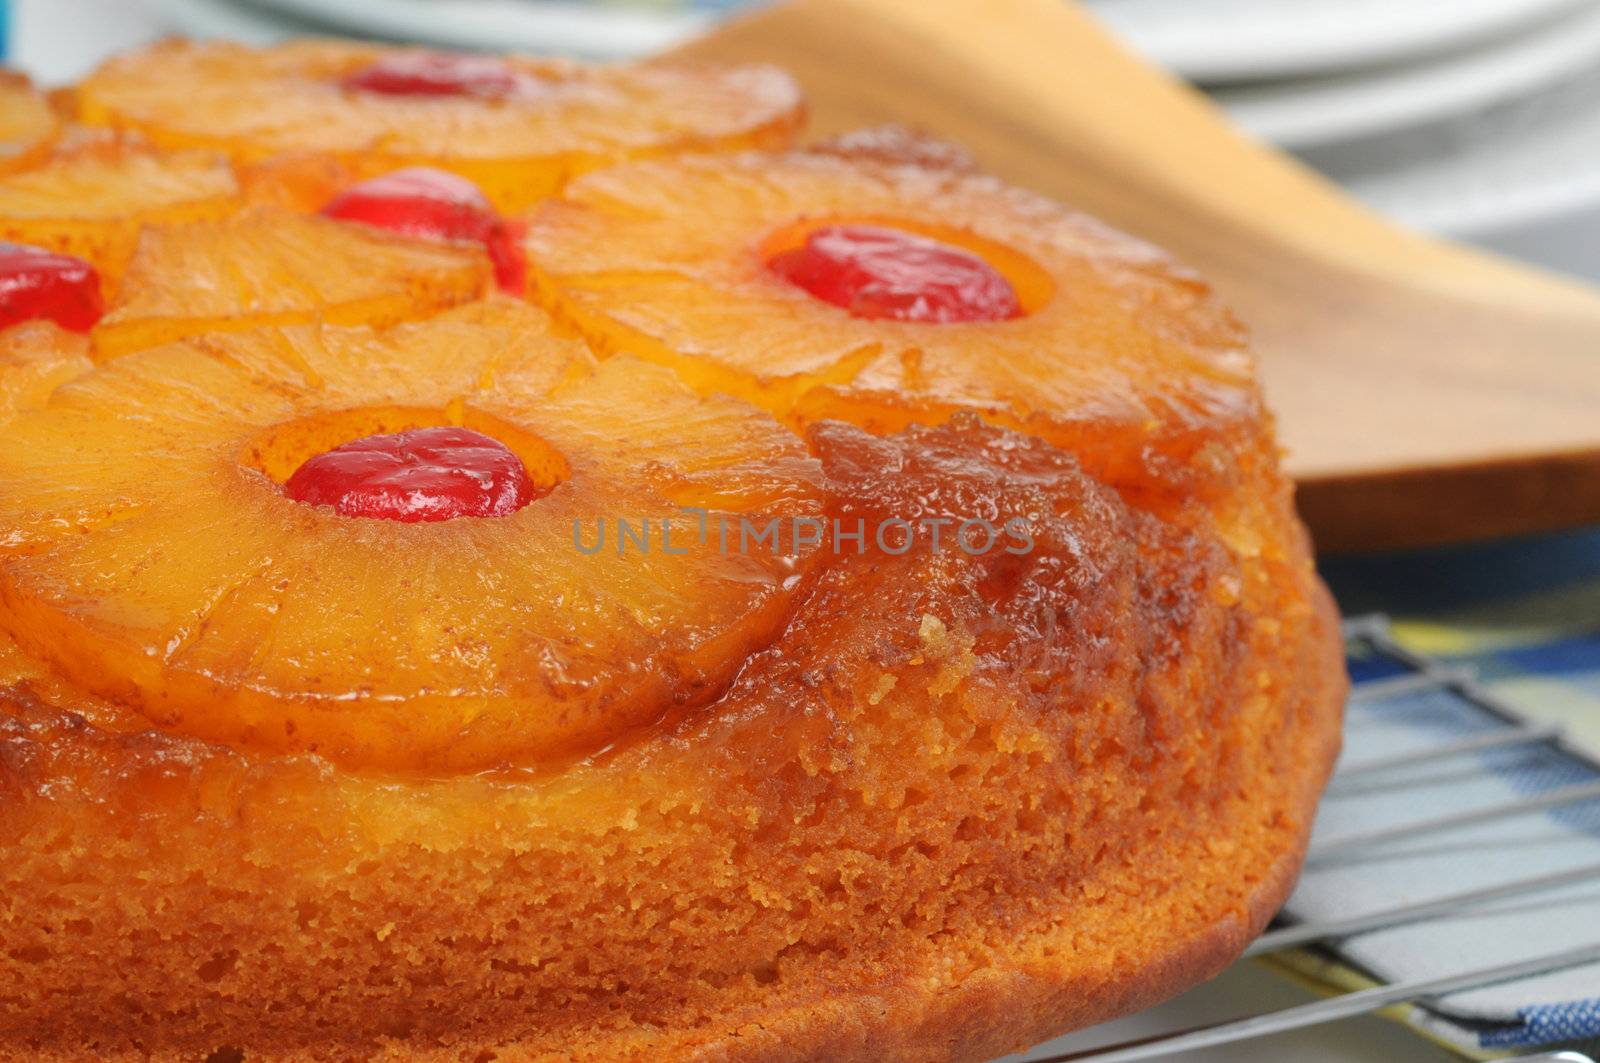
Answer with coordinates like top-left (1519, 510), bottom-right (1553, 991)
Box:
top-left (323, 168), bottom-right (495, 242)
top-left (284, 426), bottom-right (541, 523)
top-left (342, 52), bottom-right (528, 99)
top-left (321, 168), bottom-right (526, 294)
top-left (0, 243), bottom-right (104, 333)
top-left (768, 224), bottom-right (1022, 323)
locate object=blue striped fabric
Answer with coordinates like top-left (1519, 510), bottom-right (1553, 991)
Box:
top-left (1319, 527), bottom-right (1600, 1051)
top-left (1482, 999), bottom-right (1600, 1049)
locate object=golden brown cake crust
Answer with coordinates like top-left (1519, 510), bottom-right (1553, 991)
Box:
top-left (668, 584), bottom-right (1342, 1063)
top-left (1, 413), bottom-right (1344, 1063)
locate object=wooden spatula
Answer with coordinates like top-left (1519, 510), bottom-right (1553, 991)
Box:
top-left (669, 0), bottom-right (1600, 553)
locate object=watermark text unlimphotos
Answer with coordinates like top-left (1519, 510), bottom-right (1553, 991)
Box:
top-left (572, 507), bottom-right (1034, 557)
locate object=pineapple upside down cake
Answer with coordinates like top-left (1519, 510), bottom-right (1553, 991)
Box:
top-left (0, 42), bottom-right (1344, 1063)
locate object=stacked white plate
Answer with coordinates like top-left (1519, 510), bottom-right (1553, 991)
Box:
top-left (147, 0), bottom-right (717, 60)
top-left (1093, 0), bottom-right (1600, 244)
top-left (148, 0), bottom-right (1600, 253)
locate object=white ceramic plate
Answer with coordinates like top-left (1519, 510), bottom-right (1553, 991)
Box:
top-left (1089, 0), bottom-right (1597, 83)
top-left (242, 0), bottom-right (710, 58)
top-left (1297, 63), bottom-right (1600, 236)
top-left (149, 0), bottom-right (311, 43)
top-left (1215, 0), bottom-right (1600, 148)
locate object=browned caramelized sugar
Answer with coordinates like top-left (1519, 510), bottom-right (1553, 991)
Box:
top-left (0, 412), bottom-right (1343, 1062)
top-left (0, 46), bottom-right (1345, 1063)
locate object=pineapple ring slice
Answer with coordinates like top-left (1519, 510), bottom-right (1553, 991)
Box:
top-left (0, 322), bottom-right (93, 426)
top-left (92, 209), bottom-right (490, 360)
top-left (523, 145), bottom-right (1264, 500)
top-left (73, 40), bottom-right (803, 212)
top-left (0, 138), bottom-right (241, 288)
top-left (0, 300), bottom-right (827, 772)
top-left (0, 73), bottom-right (58, 175)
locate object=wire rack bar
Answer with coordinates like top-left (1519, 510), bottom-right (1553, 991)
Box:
top-left (1243, 862), bottom-right (1600, 956)
top-left (1020, 616), bottom-right (1600, 1060)
top-left (1346, 666), bottom-right (1477, 703)
top-left (1032, 943), bottom-right (1600, 1062)
top-left (1305, 780), bottom-right (1600, 864)
top-left (1332, 722), bottom-right (1566, 779)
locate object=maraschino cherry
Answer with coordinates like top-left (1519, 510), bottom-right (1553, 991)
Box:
top-left (0, 243), bottom-right (104, 332)
top-left (320, 168), bottom-right (526, 294)
top-left (342, 52), bottom-right (529, 99)
top-left (284, 426), bottom-right (540, 523)
top-left (768, 224), bottom-right (1021, 323)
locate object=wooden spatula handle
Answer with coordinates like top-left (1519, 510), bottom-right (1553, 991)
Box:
top-left (673, 0), bottom-right (1600, 551)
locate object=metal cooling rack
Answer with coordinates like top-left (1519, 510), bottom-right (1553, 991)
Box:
top-left (1021, 614), bottom-right (1600, 1062)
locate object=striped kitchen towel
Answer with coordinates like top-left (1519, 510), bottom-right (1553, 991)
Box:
top-left (1282, 526), bottom-right (1600, 1054)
